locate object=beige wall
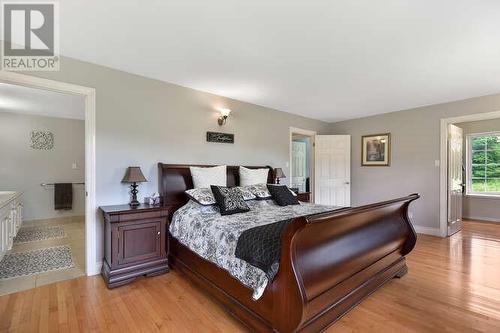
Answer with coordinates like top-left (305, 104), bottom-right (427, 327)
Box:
top-left (330, 93), bottom-right (500, 233)
top-left (0, 112), bottom-right (85, 220)
top-left (24, 56), bottom-right (330, 262)
top-left (456, 118), bottom-right (500, 222)
top-left (21, 55), bottom-right (500, 257)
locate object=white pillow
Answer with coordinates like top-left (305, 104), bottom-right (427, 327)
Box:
top-left (190, 165), bottom-right (227, 188)
top-left (239, 166), bottom-right (269, 186)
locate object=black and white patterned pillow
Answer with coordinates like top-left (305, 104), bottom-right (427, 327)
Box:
top-left (211, 185), bottom-right (250, 215)
top-left (185, 188), bottom-right (216, 205)
top-left (267, 184), bottom-right (299, 206)
top-left (244, 184), bottom-right (272, 200)
top-left (234, 186), bottom-right (257, 201)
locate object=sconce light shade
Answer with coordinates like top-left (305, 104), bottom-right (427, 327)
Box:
top-left (220, 108), bottom-right (231, 117)
top-left (218, 108), bottom-right (231, 126)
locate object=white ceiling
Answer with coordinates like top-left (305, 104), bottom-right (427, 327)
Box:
top-left (0, 83), bottom-right (85, 120)
top-left (59, 0), bottom-right (500, 122)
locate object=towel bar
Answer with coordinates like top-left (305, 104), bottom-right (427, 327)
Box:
top-left (41, 182), bottom-right (85, 186)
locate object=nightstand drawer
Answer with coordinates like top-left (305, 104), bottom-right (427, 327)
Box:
top-left (117, 220), bottom-right (164, 265)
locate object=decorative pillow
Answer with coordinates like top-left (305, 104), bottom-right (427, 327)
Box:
top-left (185, 188), bottom-right (216, 205)
top-left (244, 183), bottom-right (272, 200)
top-left (239, 166), bottom-right (269, 186)
top-left (267, 184), bottom-right (300, 206)
top-left (190, 165), bottom-right (227, 189)
top-left (211, 185), bottom-right (250, 216)
top-left (234, 186), bottom-right (257, 201)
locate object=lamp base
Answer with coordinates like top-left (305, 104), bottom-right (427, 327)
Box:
top-left (129, 182), bottom-right (140, 207)
top-left (129, 200), bottom-right (140, 207)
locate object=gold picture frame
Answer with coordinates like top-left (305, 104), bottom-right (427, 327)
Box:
top-left (361, 133), bottom-right (391, 166)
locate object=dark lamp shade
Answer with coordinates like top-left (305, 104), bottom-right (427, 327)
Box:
top-left (274, 168), bottom-right (286, 179)
top-left (122, 167), bottom-right (147, 183)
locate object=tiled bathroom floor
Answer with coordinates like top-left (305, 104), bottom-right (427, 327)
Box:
top-left (0, 216), bottom-right (85, 296)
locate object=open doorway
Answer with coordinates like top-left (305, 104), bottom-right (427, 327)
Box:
top-left (0, 74), bottom-right (96, 295)
top-left (289, 127), bottom-right (316, 203)
top-left (440, 111), bottom-right (500, 237)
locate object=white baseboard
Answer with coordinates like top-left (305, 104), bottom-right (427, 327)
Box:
top-left (87, 261), bottom-right (102, 276)
top-left (413, 225), bottom-right (442, 236)
top-left (24, 215), bottom-right (85, 224)
top-left (464, 216), bottom-right (500, 223)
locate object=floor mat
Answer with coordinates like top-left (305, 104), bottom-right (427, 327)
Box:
top-left (13, 225), bottom-right (66, 244)
top-left (0, 245), bottom-right (74, 280)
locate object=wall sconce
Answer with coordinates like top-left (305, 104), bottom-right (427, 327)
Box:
top-left (218, 108), bottom-right (231, 126)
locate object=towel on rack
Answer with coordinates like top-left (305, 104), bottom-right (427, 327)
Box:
top-left (54, 183), bottom-right (73, 210)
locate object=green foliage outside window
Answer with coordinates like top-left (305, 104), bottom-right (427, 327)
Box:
top-left (471, 135), bottom-right (500, 193)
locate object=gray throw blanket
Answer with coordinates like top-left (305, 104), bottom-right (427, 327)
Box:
top-left (235, 219), bottom-right (291, 282)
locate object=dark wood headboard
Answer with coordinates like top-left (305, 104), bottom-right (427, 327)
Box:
top-left (157, 163), bottom-right (274, 215)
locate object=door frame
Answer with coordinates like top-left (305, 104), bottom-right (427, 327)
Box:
top-left (289, 127), bottom-right (316, 202)
top-left (0, 71), bottom-right (98, 275)
top-left (439, 110), bottom-right (500, 237)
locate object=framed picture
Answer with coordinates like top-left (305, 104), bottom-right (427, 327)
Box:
top-left (206, 131), bottom-right (234, 144)
top-left (361, 133), bottom-right (391, 166)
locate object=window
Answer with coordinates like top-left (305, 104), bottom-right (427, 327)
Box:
top-left (467, 132), bottom-right (500, 196)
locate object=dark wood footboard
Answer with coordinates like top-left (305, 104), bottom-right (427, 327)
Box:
top-left (272, 193), bottom-right (419, 332)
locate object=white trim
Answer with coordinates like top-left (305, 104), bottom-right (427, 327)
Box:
top-left (0, 71), bottom-right (98, 276)
top-left (464, 216), bottom-right (500, 223)
top-left (466, 130), bottom-right (500, 137)
top-left (413, 225), bottom-right (442, 237)
top-left (94, 261), bottom-right (103, 274)
top-left (289, 127), bottom-right (316, 202)
top-left (439, 110), bottom-right (500, 238)
top-left (465, 193), bottom-right (500, 199)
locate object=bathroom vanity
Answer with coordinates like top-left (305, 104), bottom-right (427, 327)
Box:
top-left (0, 191), bottom-right (23, 261)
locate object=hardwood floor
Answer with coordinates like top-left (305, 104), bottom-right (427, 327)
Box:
top-left (1, 220), bottom-right (500, 332)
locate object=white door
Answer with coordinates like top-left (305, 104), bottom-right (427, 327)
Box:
top-left (314, 135), bottom-right (351, 206)
top-left (448, 124), bottom-right (463, 236)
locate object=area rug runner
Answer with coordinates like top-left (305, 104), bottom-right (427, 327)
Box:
top-left (0, 245), bottom-right (74, 279)
top-left (13, 225), bottom-right (66, 244)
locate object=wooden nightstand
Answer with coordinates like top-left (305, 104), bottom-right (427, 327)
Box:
top-left (100, 204), bottom-right (169, 288)
top-left (297, 192), bottom-right (311, 203)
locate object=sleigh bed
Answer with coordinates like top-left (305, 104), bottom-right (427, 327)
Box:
top-left (158, 163), bottom-right (419, 332)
